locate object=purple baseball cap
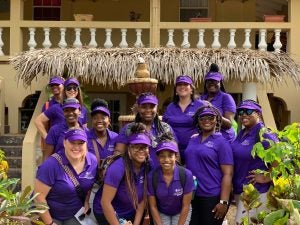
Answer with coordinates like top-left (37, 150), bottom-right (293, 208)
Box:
top-left (48, 76), bottom-right (64, 85)
top-left (64, 78), bottom-right (80, 87)
top-left (156, 141), bottom-right (178, 154)
top-left (62, 98), bottom-right (81, 110)
top-left (237, 100), bottom-right (262, 113)
top-left (204, 72), bottom-right (223, 81)
top-left (128, 133), bottom-right (151, 146)
top-left (137, 94), bottom-right (158, 105)
top-left (199, 107), bottom-right (217, 117)
top-left (64, 128), bottom-right (87, 142)
top-left (91, 106), bottom-right (110, 117)
top-left (176, 75), bottom-right (193, 85)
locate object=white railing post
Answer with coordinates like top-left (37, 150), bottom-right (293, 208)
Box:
top-left (166, 29), bottom-right (175, 48)
top-left (197, 29), bottom-right (206, 49)
top-left (73, 28), bottom-right (82, 48)
top-left (104, 28), bottom-right (113, 48)
top-left (58, 28), bottom-right (67, 49)
top-left (134, 29), bottom-right (144, 48)
top-left (273, 29), bottom-right (282, 53)
top-left (0, 28), bottom-right (4, 56)
top-left (258, 29), bottom-right (267, 51)
top-left (181, 29), bottom-right (190, 48)
top-left (227, 29), bottom-right (236, 49)
top-left (89, 28), bottom-right (98, 48)
top-left (42, 28), bottom-right (51, 49)
top-left (212, 29), bottom-right (221, 49)
top-left (243, 29), bottom-right (252, 49)
top-left (27, 28), bottom-right (37, 50)
top-left (119, 28), bottom-right (128, 48)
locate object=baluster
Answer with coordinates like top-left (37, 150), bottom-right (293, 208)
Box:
top-left (73, 28), bottom-right (82, 48)
top-left (197, 29), bottom-right (206, 49)
top-left (104, 29), bottom-right (113, 48)
top-left (258, 29), bottom-right (267, 51)
top-left (166, 29), bottom-right (175, 48)
top-left (181, 29), bottom-right (190, 48)
top-left (243, 29), bottom-right (252, 49)
top-left (42, 28), bottom-right (51, 49)
top-left (0, 28), bottom-right (4, 56)
top-left (119, 29), bottom-right (128, 48)
top-left (273, 29), bottom-right (282, 53)
top-left (27, 28), bottom-right (37, 50)
top-left (211, 29), bottom-right (221, 49)
top-left (89, 28), bottom-right (97, 48)
top-left (58, 28), bottom-right (67, 49)
top-left (134, 29), bottom-right (144, 48)
top-left (227, 29), bottom-right (236, 49)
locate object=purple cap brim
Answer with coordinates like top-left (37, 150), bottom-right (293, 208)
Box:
top-left (62, 103), bottom-right (81, 110)
top-left (49, 77), bottom-right (64, 85)
top-left (156, 141), bottom-right (178, 154)
top-left (137, 94), bottom-right (158, 105)
top-left (199, 108), bottom-right (217, 117)
top-left (128, 133), bottom-right (151, 146)
top-left (64, 78), bottom-right (80, 87)
top-left (176, 75), bottom-right (193, 85)
top-left (237, 101), bottom-right (262, 113)
top-left (91, 106), bottom-right (110, 117)
top-left (65, 129), bottom-right (87, 142)
top-left (205, 72), bottom-right (223, 81)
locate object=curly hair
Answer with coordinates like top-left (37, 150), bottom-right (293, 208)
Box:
top-left (90, 98), bottom-right (109, 111)
top-left (193, 105), bottom-right (222, 133)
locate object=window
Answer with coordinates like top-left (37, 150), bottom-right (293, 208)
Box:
top-left (180, 0), bottom-right (209, 22)
top-left (33, 0), bottom-right (61, 21)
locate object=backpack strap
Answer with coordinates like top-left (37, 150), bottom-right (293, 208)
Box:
top-left (178, 166), bottom-right (186, 188)
top-left (45, 101), bottom-right (50, 110)
top-left (92, 139), bottom-right (101, 166)
top-left (152, 167), bottom-right (160, 195)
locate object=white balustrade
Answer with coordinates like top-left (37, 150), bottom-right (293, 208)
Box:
top-left (89, 28), bottom-right (98, 48)
top-left (104, 28), bottom-right (113, 48)
top-left (73, 28), bottom-right (82, 48)
top-left (227, 29), bottom-right (236, 49)
top-left (273, 29), bottom-right (282, 53)
top-left (0, 28), bottom-right (4, 56)
top-left (181, 29), bottom-right (190, 49)
top-left (27, 28), bottom-right (37, 50)
top-left (211, 29), bottom-right (221, 49)
top-left (166, 29), bottom-right (175, 48)
top-left (197, 29), bottom-right (206, 49)
top-left (258, 29), bottom-right (267, 51)
top-left (134, 29), bottom-right (144, 48)
top-left (119, 29), bottom-right (128, 48)
top-left (243, 29), bottom-right (252, 49)
top-left (42, 28), bottom-right (51, 49)
top-left (58, 28), bottom-right (67, 49)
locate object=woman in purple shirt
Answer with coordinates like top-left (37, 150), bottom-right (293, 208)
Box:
top-left (231, 100), bottom-right (278, 224)
top-left (34, 128), bottom-right (97, 225)
top-left (94, 123), bottom-right (151, 225)
top-left (41, 76), bottom-right (64, 112)
top-left (185, 105), bottom-right (233, 225)
top-left (163, 75), bottom-right (205, 163)
top-left (148, 135), bottom-right (194, 225)
top-left (200, 63), bottom-right (236, 142)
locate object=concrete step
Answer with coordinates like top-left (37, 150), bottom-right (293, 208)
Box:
top-left (7, 168), bottom-right (21, 179)
top-left (0, 134), bottom-right (24, 146)
top-left (6, 156), bottom-right (22, 169)
top-left (0, 146), bottom-right (22, 157)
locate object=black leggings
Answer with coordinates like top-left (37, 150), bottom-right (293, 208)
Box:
top-left (190, 196), bottom-right (225, 225)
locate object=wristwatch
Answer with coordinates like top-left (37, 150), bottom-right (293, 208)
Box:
top-left (219, 200), bottom-right (229, 205)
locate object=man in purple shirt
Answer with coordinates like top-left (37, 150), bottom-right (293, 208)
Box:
top-left (41, 76), bottom-right (64, 112)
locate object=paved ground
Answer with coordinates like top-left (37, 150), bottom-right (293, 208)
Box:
top-left (226, 205), bottom-right (237, 225)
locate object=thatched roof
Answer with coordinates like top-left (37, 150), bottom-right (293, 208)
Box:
top-left (10, 47), bottom-right (300, 87)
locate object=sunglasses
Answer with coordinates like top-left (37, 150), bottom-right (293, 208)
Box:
top-left (130, 144), bottom-right (149, 152)
top-left (198, 115), bottom-right (216, 122)
top-left (237, 108), bottom-right (255, 116)
top-left (66, 85), bottom-right (79, 91)
top-left (78, 208), bottom-right (91, 221)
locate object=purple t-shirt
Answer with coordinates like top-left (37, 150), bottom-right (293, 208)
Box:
top-left (163, 99), bottom-right (205, 153)
top-left (93, 157), bottom-right (147, 217)
top-left (147, 166), bottom-right (194, 216)
top-left (36, 151), bottom-right (97, 220)
top-left (116, 122), bottom-right (176, 167)
top-left (44, 103), bottom-right (88, 127)
top-left (200, 91), bottom-right (236, 142)
top-left (231, 122), bottom-right (278, 194)
top-left (87, 128), bottom-right (118, 159)
top-left (41, 97), bottom-right (59, 112)
top-left (45, 123), bottom-right (88, 153)
top-left (185, 133), bottom-right (233, 197)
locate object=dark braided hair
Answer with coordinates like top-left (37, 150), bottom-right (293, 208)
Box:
top-left (90, 98), bottom-right (108, 111)
top-left (203, 63), bottom-right (226, 94)
top-left (193, 105), bottom-right (222, 133)
top-left (123, 122), bottom-right (150, 210)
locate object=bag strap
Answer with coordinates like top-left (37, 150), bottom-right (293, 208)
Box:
top-left (92, 139), bottom-right (101, 166)
top-left (178, 166), bottom-right (186, 188)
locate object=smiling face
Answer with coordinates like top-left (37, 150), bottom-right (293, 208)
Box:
top-left (49, 84), bottom-right (64, 97)
top-left (64, 139), bottom-right (87, 161)
top-left (128, 144), bottom-right (149, 165)
top-left (238, 108), bottom-right (260, 128)
top-left (198, 115), bottom-right (217, 132)
top-left (65, 85), bottom-right (79, 98)
top-left (63, 107), bottom-right (80, 125)
top-left (138, 103), bottom-right (157, 123)
top-left (157, 150), bottom-right (176, 171)
top-left (205, 79), bottom-right (220, 94)
top-left (176, 82), bottom-right (193, 98)
top-left (92, 112), bottom-right (110, 132)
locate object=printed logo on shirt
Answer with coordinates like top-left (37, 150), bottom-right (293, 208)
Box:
top-left (186, 111), bottom-right (195, 116)
top-left (139, 175), bottom-right (144, 184)
top-left (174, 188), bottom-right (183, 196)
top-left (108, 144), bottom-right (114, 151)
top-left (204, 141), bottom-right (214, 148)
top-left (241, 139), bottom-right (250, 146)
top-left (79, 171), bottom-right (94, 180)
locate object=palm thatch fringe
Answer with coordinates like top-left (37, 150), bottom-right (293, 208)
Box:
top-left (10, 47), bottom-right (300, 87)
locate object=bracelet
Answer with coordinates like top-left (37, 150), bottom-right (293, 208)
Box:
top-left (46, 221), bottom-right (54, 225)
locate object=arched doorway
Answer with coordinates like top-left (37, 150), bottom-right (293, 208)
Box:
top-left (268, 94), bottom-right (290, 130)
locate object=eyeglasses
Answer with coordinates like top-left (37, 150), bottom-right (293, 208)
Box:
top-left (237, 108), bottom-right (255, 116)
top-left (198, 115), bottom-right (216, 122)
top-left (206, 79), bottom-right (219, 84)
top-left (66, 85), bottom-right (79, 91)
top-left (78, 208), bottom-right (91, 221)
top-left (129, 145), bottom-right (148, 152)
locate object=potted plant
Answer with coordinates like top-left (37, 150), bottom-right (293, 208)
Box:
top-left (263, 15), bottom-right (285, 22)
top-left (189, 12), bottom-right (212, 22)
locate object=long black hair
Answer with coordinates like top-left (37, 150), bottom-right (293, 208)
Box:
top-left (203, 63), bottom-right (226, 94)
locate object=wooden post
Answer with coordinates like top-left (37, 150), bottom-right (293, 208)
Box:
top-left (150, 0), bottom-right (160, 47)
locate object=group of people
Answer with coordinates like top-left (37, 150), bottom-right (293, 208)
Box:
top-left (33, 63), bottom-right (278, 225)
